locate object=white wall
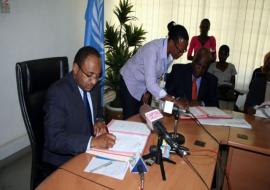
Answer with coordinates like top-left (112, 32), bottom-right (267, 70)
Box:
top-left (0, 0), bottom-right (87, 160)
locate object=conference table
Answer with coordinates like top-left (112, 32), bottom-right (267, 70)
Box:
top-left (224, 113), bottom-right (270, 190)
top-left (36, 111), bottom-right (270, 190)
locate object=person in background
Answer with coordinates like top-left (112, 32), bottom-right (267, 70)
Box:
top-left (43, 46), bottom-right (116, 167)
top-left (245, 57), bottom-right (270, 115)
top-left (166, 47), bottom-right (218, 107)
top-left (187, 18), bottom-right (216, 62)
top-left (208, 45), bottom-right (237, 101)
top-left (249, 51), bottom-right (270, 89)
top-left (120, 21), bottom-right (189, 119)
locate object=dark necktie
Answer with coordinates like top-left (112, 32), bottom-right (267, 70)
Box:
top-left (83, 91), bottom-right (93, 135)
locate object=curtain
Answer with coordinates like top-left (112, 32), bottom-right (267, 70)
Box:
top-left (105, 0), bottom-right (270, 91)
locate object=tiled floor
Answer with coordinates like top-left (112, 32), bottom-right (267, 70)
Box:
top-left (0, 151), bottom-right (31, 190)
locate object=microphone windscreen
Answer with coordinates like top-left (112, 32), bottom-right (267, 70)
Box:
top-left (163, 101), bottom-right (174, 114)
top-left (139, 104), bottom-right (163, 131)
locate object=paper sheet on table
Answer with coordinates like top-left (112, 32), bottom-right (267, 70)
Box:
top-left (255, 108), bottom-right (270, 118)
top-left (84, 157), bottom-right (129, 180)
top-left (198, 118), bottom-right (252, 129)
top-left (181, 106), bottom-right (232, 119)
top-left (198, 107), bottom-right (232, 118)
top-left (188, 107), bottom-right (208, 118)
top-left (107, 120), bottom-right (150, 135)
top-left (89, 132), bottom-right (149, 160)
top-left (109, 132), bottom-right (148, 153)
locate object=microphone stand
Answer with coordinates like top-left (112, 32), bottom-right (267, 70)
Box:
top-left (168, 107), bottom-right (185, 147)
top-left (142, 134), bottom-right (176, 181)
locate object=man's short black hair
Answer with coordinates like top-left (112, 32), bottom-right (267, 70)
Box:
top-left (193, 47), bottom-right (211, 64)
top-left (219, 45), bottom-right (230, 53)
top-left (74, 46), bottom-right (100, 67)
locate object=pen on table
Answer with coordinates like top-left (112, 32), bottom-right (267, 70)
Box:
top-left (88, 161), bottom-right (112, 173)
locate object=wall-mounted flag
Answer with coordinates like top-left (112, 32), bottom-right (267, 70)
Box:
top-left (84, 0), bottom-right (105, 105)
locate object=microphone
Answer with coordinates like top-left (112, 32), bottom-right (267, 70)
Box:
top-left (159, 100), bottom-right (220, 145)
top-left (158, 100), bottom-right (187, 145)
top-left (137, 164), bottom-right (144, 190)
top-left (129, 153), bottom-right (147, 190)
top-left (140, 105), bottom-right (210, 189)
top-left (129, 153), bottom-right (148, 173)
top-left (139, 104), bottom-right (189, 157)
top-left (158, 100), bottom-right (190, 117)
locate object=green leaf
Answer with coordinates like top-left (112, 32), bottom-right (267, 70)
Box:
top-left (124, 24), bottom-right (147, 47)
top-left (114, 0), bottom-right (136, 25)
top-left (104, 22), bottom-right (119, 51)
top-left (104, 0), bottom-right (146, 107)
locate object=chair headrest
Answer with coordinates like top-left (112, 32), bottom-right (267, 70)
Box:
top-left (16, 57), bottom-right (69, 94)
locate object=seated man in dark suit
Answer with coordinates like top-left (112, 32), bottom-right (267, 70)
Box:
top-left (249, 51), bottom-right (270, 89)
top-left (43, 46), bottom-right (116, 167)
top-left (245, 60), bottom-right (270, 115)
top-left (166, 47), bottom-right (218, 107)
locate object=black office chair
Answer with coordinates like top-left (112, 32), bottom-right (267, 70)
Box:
top-left (216, 84), bottom-right (244, 111)
top-left (16, 57), bottom-right (69, 190)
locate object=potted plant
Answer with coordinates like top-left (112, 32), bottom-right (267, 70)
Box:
top-left (104, 0), bottom-right (146, 120)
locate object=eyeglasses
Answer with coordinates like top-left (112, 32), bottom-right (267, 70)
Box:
top-left (174, 41), bottom-right (187, 54)
top-left (78, 65), bottom-right (102, 82)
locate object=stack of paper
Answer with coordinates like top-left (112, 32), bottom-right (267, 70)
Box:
top-left (181, 106), bottom-right (232, 119)
top-left (85, 120), bottom-right (150, 180)
top-left (179, 106), bottom-right (252, 129)
top-left (198, 118), bottom-right (252, 129)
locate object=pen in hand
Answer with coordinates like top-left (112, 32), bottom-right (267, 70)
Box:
top-left (105, 125), bottom-right (109, 133)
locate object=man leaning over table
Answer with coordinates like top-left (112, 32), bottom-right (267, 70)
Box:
top-left (43, 46), bottom-right (116, 167)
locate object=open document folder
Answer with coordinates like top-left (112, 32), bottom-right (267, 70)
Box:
top-left (198, 118), bottom-right (252, 129)
top-left (87, 120), bottom-right (151, 162)
top-left (180, 106), bottom-right (251, 129)
top-left (180, 106), bottom-right (233, 119)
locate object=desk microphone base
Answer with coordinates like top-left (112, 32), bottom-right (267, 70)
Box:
top-left (142, 137), bottom-right (176, 181)
top-left (168, 132), bottom-right (185, 145)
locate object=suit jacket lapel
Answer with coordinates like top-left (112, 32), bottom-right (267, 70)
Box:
top-left (186, 64), bottom-right (193, 100)
top-left (198, 75), bottom-right (206, 99)
top-left (66, 72), bottom-right (88, 121)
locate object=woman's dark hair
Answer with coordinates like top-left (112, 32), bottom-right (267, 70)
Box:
top-left (201, 18), bottom-right (210, 26)
top-left (74, 46), bottom-right (100, 67)
top-left (167, 21), bottom-right (189, 42)
top-left (219, 45), bottom-right (230, 53)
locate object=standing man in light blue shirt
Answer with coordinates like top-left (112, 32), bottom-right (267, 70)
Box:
top-left (120, 21), bottom-right (189, 119)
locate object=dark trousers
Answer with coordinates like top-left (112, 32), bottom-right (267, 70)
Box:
top-left (120, 76), bottom-right (142, 120)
